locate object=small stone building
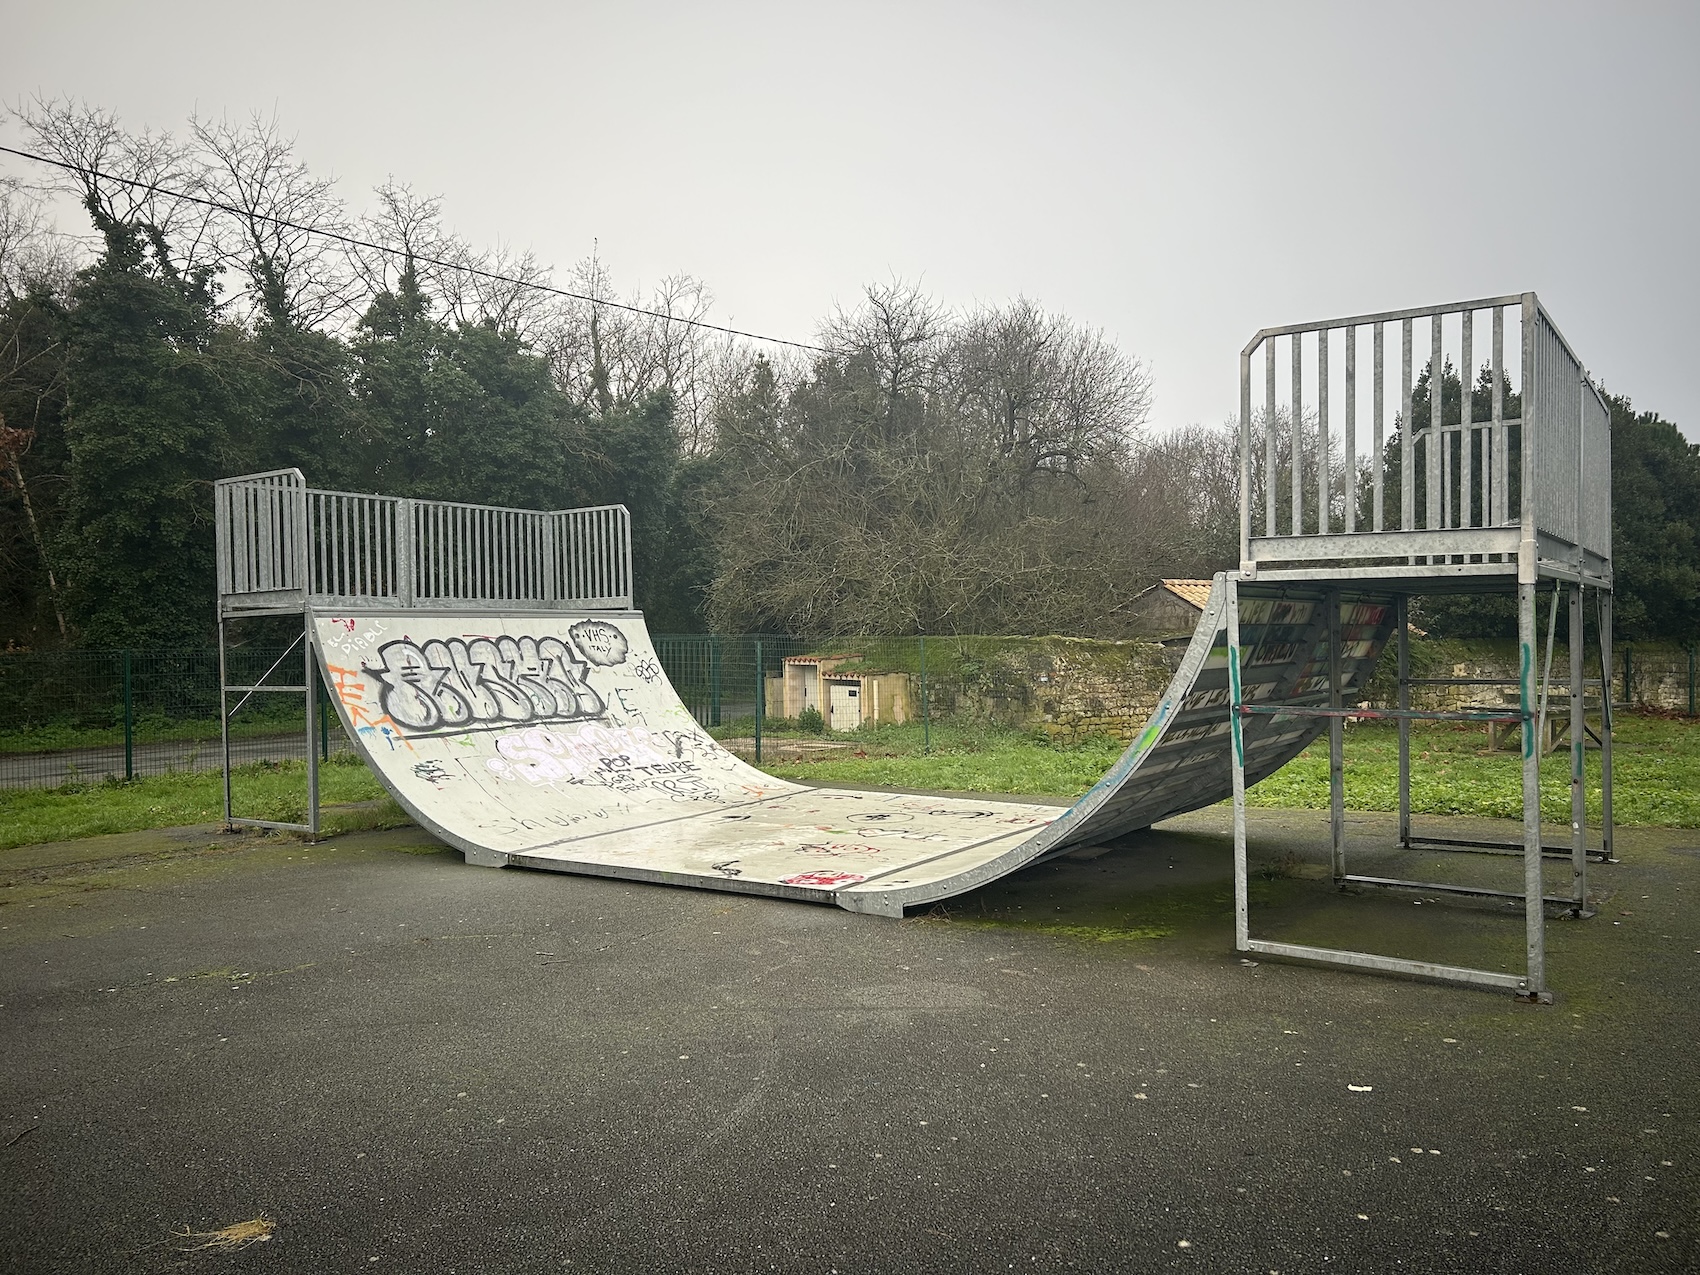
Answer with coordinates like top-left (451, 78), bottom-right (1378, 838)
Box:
top-left (1126, 578), bottom-right (1212, 639)
top-left (780, 655), bottom-right (914, 731)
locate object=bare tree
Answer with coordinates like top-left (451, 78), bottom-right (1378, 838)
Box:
top-left (948, 297), bottom-right (1152, 478)
top-left (537, 253), bottom-right (735, 445)
top-left (14, 96), bottom-right (221, 278)
top-left (189, 111), bottom-right (356, 329)
top-left (346, 178), bottom-right (460, 310)
top-left (438, 238), bottom-right (554, 338)
top-left (700, 283), bottom-right (1160, 636)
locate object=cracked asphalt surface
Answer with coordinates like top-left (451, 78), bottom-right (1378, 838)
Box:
top-left (1, 805), bottom-right (1696, 1273)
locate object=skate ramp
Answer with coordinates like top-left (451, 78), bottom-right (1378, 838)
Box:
top-left (314, 578), bottom-right (1395, 915)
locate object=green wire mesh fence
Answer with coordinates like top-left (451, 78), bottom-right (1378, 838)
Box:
top-left (3, 634), bottom-right (1687, 791)
top-left (0, 635), bottom-right (956, 789)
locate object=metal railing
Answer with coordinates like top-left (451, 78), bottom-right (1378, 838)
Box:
top-left (1237, 292), bottom-right (1611, 582)
top-left (217, 470), bottom-right (633, 613)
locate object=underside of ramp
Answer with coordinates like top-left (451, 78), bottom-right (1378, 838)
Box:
top-left (312, 577), bottom-right (1396, 914)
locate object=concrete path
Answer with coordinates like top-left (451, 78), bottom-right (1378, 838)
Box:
top-left (1, 805), bottom-right (1694, 1272)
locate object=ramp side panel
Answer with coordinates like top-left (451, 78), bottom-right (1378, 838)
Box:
top-left (847, 578), bottom-right (1398, 912)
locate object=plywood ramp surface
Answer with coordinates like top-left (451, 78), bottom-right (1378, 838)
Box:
top-left (314, 580), bottom-right (1394, 914)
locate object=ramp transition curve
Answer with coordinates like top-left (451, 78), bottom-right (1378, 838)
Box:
top-left (315, 577), bottom-right (1395, 915)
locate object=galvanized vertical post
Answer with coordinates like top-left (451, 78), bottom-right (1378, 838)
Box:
top-left (395, 498), bottom-right (415, 606)
top-left (305, 617), bottom-right (319, 840)
top-left (1401, 319), bottom-right (1414, 537)
top-left (1239, 350), bottom-right (1253, 569)
top-left (1569, 585), bottom-right (1587, 914)
top-left (1428, 316), bottom-right (1443, 541)
top-left (1291, 334), bottom-right (1304, 536)
top-left (1598, 590), bottom-right (1615, 863)
top-left (1396, 594), bottom-right (1411, 848)
top-left (919, 634), bottom-right (930, 754)
top-left (218, 613), bottom-right (233, 830)
top-left (1228, 576), bottom-right (1250, 952)
top-left (122, 649), bottom-right (134, 781)
top-left (753, 639), bottom-right (763, 764)
top-left (1328, 590), bottom-right (1345, 881)
top-left (709, 635), bottom-right (722, 728)
top-left (1344, 326), bottom-right (1357, 534)
top-left (320, 680), bottom-right (330, 760)
top-left (1518, 578), bottom-right (1547, 999)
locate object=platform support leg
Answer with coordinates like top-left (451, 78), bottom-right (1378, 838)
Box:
top-left (1396, 594), bottom-right (1411, 849)
top-left (1228, 577), bottom-right (1250, 953)
top-left (1518, 579), bottom-right (1548, 1000)
top-left (305, 616), bottom-right (320, 841)
top-left (1568, 585), bottom-right (1587, 914)
top-left (1598, 590), bottom-right (1615, 863)
top-left (1328, 589), bottom-right (1345, 882)
top-left (219, 612), bottom-right (233, 831)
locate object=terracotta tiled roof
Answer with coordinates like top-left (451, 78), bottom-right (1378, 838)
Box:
top-left (1161, 579), bottom-right (1213, 611)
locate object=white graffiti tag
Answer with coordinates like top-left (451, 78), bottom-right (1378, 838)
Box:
top-left (366, 634), bottom-right (609, 734)
top-left (486, 724), bottom-right (713, 798)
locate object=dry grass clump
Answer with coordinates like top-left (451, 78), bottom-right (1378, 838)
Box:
top-left (173, 1214), bottom-right (275, 1251)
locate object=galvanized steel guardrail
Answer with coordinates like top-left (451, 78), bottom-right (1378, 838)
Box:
top-left (1237, 292), bottom-right (1611, 580)
top-left (216, 469), bottom-right (633, 613)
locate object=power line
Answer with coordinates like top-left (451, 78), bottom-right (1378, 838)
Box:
top-left (0, 142), bottom-right (829, 354)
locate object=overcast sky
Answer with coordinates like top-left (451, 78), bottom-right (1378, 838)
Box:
top-left (4, 1), bottom-right (1697, 436)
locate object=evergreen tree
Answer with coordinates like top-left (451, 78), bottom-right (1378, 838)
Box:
top-left (1608, 394), bottom-right (1700, 641)
top-left (55, 203), bottom-right (242, 646)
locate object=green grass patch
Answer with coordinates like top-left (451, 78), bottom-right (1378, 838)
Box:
top-left (1246, 712), bottom-right (1700, 826)
top-left (0, 753), bottom-right (396, 850)
top-left (755, 710), bottom-right (1700, 827)
top-left (753, 720), bottom-right (1124, 798)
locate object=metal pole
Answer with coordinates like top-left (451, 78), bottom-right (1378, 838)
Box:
top-left (753, 639), bottom-right (763, 764)
top-left (919, 634), bottom-right (930, 755)
top-left (1518, 578), bottom-right (1547, 1000)
top-left (1228, 576), bottom-right (1250, 952)
top-left (1599, 590), bottom-right (1615, 863)
top-left (320, 679), bottom-right (330, 760)
top-left (1569, 585), bottom-right (1587, 914)
top-left (218, 614), bottom-right (233, 830)
top-left (305, 617), bottom-right (319, 840)
top-left (122, 649), bottom-right (134, 782)
top-left (1328, 590), bottom-right (1345, 881)
top-left (710, 635), bottom-right (722, 728)
top-left (1396, 594), bottom-right (1411, 848)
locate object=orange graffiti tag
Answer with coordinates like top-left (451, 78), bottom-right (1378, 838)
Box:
top-left (326, 662), bottom-right (393, 733)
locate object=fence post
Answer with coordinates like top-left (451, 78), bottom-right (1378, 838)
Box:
top-left (710, 635), bottom-right (722, 727)
top-left (754, 639), bottom-right (763, 764)
top-left (919, 634), bottom-right (930, 755)
top-left (122, 649), bottom-right (134, 781)
top-left (320, 679), bottom-right (330, 759)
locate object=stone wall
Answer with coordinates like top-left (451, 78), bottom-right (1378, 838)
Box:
top-left (1361, 638), bottom-right (1697, 713)
top-left (922, 635), bottom-right (1178, 744)
top-left (775, 633), bottom-right (1697, 745)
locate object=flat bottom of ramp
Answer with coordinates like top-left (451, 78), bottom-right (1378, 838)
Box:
top-left (501, 786), bottom-right (1061, 915)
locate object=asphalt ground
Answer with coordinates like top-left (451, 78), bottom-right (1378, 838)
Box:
top-left (1, 802), bottom-right (1696, 1274)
